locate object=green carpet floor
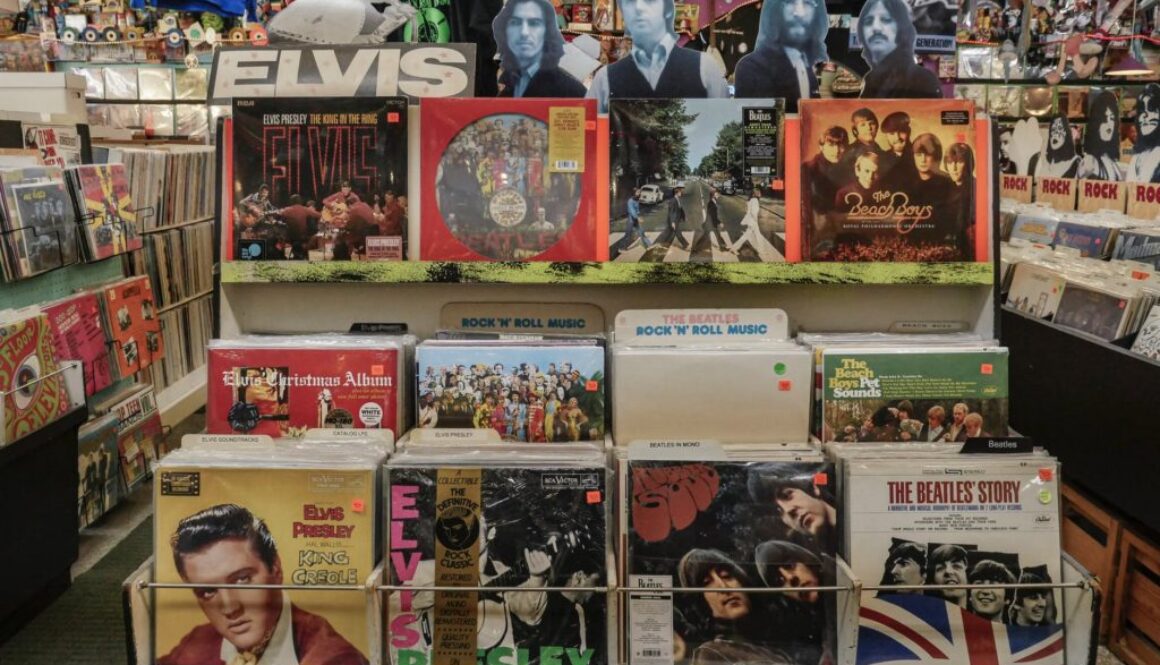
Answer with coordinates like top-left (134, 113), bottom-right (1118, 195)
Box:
top-left (0, 516), bottom-right (151, 665)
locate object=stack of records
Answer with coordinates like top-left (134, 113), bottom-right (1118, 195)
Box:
top-left (206, 335), bottom-right (412, 438)
top-left (416, 339), bottom-right (606, 442)
top-left (77, 412), bottom-right (122, 528)
top-left (64, 163), bottom-right (143, 261)
top-left (41, 291), bottom-right (114, 397)
top-left (387, 442), bottom-right (611, 665)
top-left (610, 309), bottom-right (810, 445)
top-left (91, 383), bottom-right (163, 491)
top-left (0, 167), bottom-right (80, 281)
top-left (1131, 304), bottom-right (1160, 360)
top-left (420, 98), bottom-right (601, 261)
top-left (99, 275), bottom-right (164, 378)
top-left (147, 295), bottom-right (212, 392)
top-left (130, 220), bottom-right (213, 308)
top-left (815, 345), bottom-right (1010, 443)
top-left (153, 442), bottom-right (384, 665)
top-left (830, 445), bottom-right (1064, 661)
top-left (0, 310), bottom-right (74, 446)
top-left (622, 442), bottom-right (836, 665)
top-left (1001, 242), bottom-right (1160, 341)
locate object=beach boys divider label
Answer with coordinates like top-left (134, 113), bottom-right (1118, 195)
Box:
top-left (433, 468), bottom-right (481, 665)
top-left (614, 308), bottom-right (790, 345)
top-left (209, 44), bottom-right (477, 103)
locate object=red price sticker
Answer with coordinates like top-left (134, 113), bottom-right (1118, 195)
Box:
top-left (586, 490), bottom-right (602, 504)
top-left (980, 363), bottom-right (993, 375)
top-left (371, 365), bottom-right (384, 376)
top-left (778, 380), bottom-right (792, 391)
top-left (813, 472), bottom-right (828, 486)
top-left (585, 120), bottom-right (596, 131)
top-left (586, 380), bottom-right (598, 391)
top-left (1038, 468), bottom-right (1054, 482)
top-left (387, 112), bottom-right (400, 123)
top-left (351, 499), bottom-right (366, 513)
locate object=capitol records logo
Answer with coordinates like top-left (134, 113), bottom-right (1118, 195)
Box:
top-left (489, 188), bottom-right (527, 228)
top-left (541, 472), bottom-right (601, 490)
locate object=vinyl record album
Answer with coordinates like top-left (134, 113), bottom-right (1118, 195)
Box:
top-left (59, 28), bottom-right (79, 45)
top-left (81, 27), bottom-right (102, 43)
top-left (124, 27), bottom-right (142, 41)
top-left (420, 98), bottom-right (599, 261)
top-left (163, 28), bottom-right (184, 47)
top-left (102, 27), bottom-right (120, 43)
top-left (227, 27), bottom-right (246, 42)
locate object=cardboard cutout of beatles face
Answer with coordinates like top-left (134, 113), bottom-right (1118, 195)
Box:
top-left (585, 0), bottom-right (729, 113)
top-left (732, 0), bottom-right (829, 113)
top-left (854, 0), bottom-right (945, 99)
top-left (493, 0), bottom-right (587, 98)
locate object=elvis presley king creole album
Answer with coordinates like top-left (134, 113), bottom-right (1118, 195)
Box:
top-left (845, 457), bottom-right (1064, 664)
top-left (230, 97), bottom-right (409, 262)
top-left (205, 336), bottom-right (405, 438)
top-left (626, 454), bottom-right (836, 665)
top-left (420, 98), bottom-right (600, 261)
top-left (386, 450), bottom-right (609, 665)
top-left (153, 449), bottom-right (380, 665)
top-left (819, 346), bottom-right (1010, 443)
top-left (799, 99), bottom-right (983, 262)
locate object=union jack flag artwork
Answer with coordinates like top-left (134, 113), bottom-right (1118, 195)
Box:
top-left (858, 594), bottom-right (1064, 665)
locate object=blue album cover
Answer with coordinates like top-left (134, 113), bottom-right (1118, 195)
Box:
top-left (1051, 221), bottom-right (1115, 258)
top-left (416, 343), bottom-right (605, 441)
top-left (1112, 229), bottom-right (1160, 269)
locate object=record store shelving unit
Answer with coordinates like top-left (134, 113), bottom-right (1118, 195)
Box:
top-left (202, 114), bottom-right (1108, 664)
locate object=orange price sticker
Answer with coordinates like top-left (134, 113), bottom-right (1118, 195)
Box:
top-left (586, 491), bottom-right (602, 504)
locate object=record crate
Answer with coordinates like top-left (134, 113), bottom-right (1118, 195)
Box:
top-left (1061, 482), bottom-right (1122, 640)
top-left (1110, 528), bottom-right (1160, 665)
top-left (123, 550), bottom-right (1101, 665)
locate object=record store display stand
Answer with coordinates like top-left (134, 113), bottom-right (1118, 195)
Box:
top-left (117, 115), bottom-right (1103, 665)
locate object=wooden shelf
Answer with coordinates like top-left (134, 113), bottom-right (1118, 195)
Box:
top-left (220, 261), bottom-right (994, 286)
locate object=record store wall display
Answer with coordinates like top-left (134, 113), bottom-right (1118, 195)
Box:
top-left (420, 98), bottom-right (602, 261)
top-left (608, 98), bottom-right (785, 263)
top-left (799, 99), bottom-right (982, 262)
top-left (627, 456), bottom-right (837, 665)
top-left (230, 96), bottom-right (409, 262)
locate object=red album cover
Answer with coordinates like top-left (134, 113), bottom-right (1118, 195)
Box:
top-left (420, 98), bottom-right (601, 261)
top-left (42, 293), bottom-right (113, 397)
top-left (101, 276), bottom-right (164, 377)
top-left (206, 345), bottom-right (402, 438)
top-left (67, 163), bottom-right (143, 261)
top-left (799, 99), bottom-right (981, 262)
top-left (1, 313), bottom-right (71, 444)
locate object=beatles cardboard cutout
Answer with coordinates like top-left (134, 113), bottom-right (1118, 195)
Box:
top-left (493, 0), bottom-right (587, 97)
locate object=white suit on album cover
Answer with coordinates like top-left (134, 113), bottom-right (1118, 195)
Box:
top-left (729, 191), bottom-right (781, 261)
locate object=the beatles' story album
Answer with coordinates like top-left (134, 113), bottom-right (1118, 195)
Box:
top-left (420, 98), bottom-right (600, 261)
top-left (153, 459), bottom-right (378, 665)
top-left (627, 459), bottom-right (836, 665)
top-left (847, 459), bottom-right (1063, 663)
top-left (608, 98), bottom-right (786, 263)
top-left (230, 96), bottom-right (409, 261)
top-left (799, 99), bottom-right (981, 262)
top-left (387, 464), bottom-right (609, 665)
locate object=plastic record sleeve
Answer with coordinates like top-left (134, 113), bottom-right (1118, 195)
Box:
top-left (419, 98), bottom-right (600, 262)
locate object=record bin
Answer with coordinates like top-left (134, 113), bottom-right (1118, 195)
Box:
top-left (122, 549), bottom-right (1098, 665)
